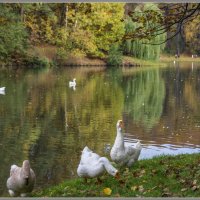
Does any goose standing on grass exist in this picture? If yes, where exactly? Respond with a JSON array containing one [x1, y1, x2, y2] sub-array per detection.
[[110, 120, 142, 167], [7, 160, 36, 197], [69, 78, 76, 87], [77, 146, 119, 183]]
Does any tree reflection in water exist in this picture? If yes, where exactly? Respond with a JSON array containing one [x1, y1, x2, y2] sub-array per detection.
[[0, 64, 200, 196]]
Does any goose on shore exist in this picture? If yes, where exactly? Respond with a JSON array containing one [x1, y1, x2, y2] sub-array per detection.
[[77, 146, 119, 182], [7, 160, 36, 197], [110, 120, 142, 167]]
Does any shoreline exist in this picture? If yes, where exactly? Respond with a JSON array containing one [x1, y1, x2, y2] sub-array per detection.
[[32, 153, 200, 197], [1, 55, 199, 69]]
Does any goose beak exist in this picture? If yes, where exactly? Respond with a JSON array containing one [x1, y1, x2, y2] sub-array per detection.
[[115, 171, 120, 179]]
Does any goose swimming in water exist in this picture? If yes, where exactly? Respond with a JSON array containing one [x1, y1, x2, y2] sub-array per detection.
[[110, 120, 142, 167], [69, 78, 76, 87], [0, 87, 5, 92], [0, 87, 5, 95], [7, 160, 36, 197], [77, 146, 119, 183]]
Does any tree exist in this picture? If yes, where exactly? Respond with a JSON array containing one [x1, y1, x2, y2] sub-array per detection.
[[0, 4, 27, 63], [125, 3, 200, 44], [123, 4, 166, 60], [63, 3, 125, 58], [107, 44, 123, 66], [184, 16, 200, 54]]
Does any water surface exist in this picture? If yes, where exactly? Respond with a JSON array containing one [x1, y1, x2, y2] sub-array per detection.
[[0, 62, 200, 196]]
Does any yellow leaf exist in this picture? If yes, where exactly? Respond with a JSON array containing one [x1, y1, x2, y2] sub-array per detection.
[[103, 188, 112, 196], [181, 188, 187, 192], [131, 186, 138, 191], [138, 185, 144, 192], [193, 180, 197, 186]]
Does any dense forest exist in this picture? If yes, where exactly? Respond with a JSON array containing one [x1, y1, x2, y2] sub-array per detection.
[[0, 3, 199, 67]]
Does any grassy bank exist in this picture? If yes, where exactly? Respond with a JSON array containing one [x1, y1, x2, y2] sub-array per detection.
[[123, 56, 164, 66], [3, 45, 199, 68], [27, 46, 165, 67], [160, 55, 200, 62], [33, 153, 200, 197]]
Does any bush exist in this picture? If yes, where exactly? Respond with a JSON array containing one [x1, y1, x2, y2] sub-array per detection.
[[107, 44, 123, 66], [24, 56, 50, 68]]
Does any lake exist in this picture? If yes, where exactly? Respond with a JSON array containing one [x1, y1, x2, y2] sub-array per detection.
[[0, 62, 200, 196]]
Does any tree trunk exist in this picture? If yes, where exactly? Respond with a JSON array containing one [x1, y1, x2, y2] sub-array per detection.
[[60, 3, 68, 28], [20, 5, 24, 22], [176, 23, 181, 57]]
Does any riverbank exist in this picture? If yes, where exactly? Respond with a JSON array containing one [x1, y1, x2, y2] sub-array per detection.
[[30, 45, 164, 67], [33, 153, 200, 197], [1, 45, 199, 68], [160, 55, 200, 62]]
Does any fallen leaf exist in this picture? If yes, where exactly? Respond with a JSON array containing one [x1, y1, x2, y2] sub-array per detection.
[[191, 186, 197, 191], [163, 188, 169, 192], [119, 179, 125, 185], [180, 179, 186, 183], [103, 188, 112, 196], [162, 192, 172, 197], [62, 193, 67, 197], [181, 188, 187, 192], [64, 187, 69, 192], [151, 186, 157, 190], [152, 169, 157, 174], [193, 180, 197, 186], [138, 185, 144, 192], [131, 186, 138, 191], [125, 168, 129, 173], [132, 171, 139, 177]]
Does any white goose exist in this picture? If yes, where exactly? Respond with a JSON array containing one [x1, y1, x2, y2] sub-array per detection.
[[69, 78, 76, 87], [110, 120, 142, 167], [0, 87, 5, 94], [7, 160, 36, 197], [77, 146, 119, 182]]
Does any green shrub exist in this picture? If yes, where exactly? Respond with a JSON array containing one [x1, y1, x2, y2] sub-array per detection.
[[107, 44, 123, 66], [24, 56, 50, 68]]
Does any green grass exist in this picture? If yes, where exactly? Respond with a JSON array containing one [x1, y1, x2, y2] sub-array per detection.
[[123, 56, 164, 66], [33, 153, 200, 197], [160, 55, 200, 62]]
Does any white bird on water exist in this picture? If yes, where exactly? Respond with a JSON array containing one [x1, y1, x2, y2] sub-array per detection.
[[0, 87, 5, 92], [0, 87, 5, 95], [69, 78, 76, 87]]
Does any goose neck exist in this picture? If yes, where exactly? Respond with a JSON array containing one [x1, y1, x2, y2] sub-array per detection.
[[99, 157, 117, 176]]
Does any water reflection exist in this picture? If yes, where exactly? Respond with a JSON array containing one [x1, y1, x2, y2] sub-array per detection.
[[0, 63, 200, 196], [123, 68, 165, 131]]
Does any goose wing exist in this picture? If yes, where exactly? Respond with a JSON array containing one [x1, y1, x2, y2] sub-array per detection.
[[125, 145, 137, 156]]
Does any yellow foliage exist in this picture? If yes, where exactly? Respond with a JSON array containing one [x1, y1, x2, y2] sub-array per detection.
[[103, 187, 112, 195], [184, 17, 200, 42], [131, 186, 138, 191]]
